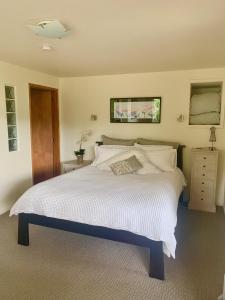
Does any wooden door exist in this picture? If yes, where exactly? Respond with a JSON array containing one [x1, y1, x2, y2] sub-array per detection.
[[30, 85, 60, 184]]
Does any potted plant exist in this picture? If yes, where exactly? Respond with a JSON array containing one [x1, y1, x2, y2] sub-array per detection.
[[74, 130, 92, 163]]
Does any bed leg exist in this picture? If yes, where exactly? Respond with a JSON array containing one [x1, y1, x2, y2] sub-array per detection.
[[18, 213, 29, 246], [149, 241, 164, 280]]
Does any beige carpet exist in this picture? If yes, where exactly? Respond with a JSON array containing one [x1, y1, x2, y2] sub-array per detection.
[[0, 206, 224, 300]]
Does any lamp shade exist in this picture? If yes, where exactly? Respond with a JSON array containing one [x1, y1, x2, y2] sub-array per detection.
[[209, 126, 216, 142]]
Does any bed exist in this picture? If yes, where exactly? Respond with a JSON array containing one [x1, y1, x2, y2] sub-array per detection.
[[10, 141, 185, 280]]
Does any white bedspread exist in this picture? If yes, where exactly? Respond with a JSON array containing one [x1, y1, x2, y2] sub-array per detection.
[[10, 166, 186, 258]]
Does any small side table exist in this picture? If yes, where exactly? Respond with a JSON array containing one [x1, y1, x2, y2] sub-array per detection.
[[61, 159, 92, 174]]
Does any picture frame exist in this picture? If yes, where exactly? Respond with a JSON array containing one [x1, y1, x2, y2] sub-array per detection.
[[110, 97, 161, 123]]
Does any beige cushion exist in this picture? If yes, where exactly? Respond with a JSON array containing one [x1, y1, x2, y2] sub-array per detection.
[[102, 135, 136, 146], [110, 155, 142, 175], [137, 138, 179, 149]]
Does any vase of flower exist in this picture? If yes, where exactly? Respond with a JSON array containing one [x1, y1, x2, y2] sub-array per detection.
[[74, 130, 92, 164]]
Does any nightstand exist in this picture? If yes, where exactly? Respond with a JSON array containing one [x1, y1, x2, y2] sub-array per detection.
[[189, 148, 219, 213], [61, 160, 92, 174]]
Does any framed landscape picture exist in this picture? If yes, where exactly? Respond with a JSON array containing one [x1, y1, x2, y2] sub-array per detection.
[[110, 97, 161, 123]]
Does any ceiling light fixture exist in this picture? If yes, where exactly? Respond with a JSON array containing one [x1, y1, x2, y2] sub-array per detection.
[[28, 20, 69, 39]]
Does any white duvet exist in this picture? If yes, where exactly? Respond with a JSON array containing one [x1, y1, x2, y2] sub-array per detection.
[[10, 166, 186, 258]]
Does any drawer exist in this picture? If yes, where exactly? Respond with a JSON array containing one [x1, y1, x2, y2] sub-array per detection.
[[190, 195, 214, 205], [193, 154, 217, 165], [199, 170, 216, 180], [200, 164, 216, 173], [193, 161, 216, 171], [191, 168, 216, 180]]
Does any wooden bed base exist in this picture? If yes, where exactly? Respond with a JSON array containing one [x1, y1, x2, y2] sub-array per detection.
[[18, 213, 164, 280]]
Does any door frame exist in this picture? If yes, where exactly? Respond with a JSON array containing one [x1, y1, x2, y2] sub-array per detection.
[[29, 83, 60, 183]]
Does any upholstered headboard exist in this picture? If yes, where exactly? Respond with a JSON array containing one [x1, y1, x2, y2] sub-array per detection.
[[96, 141, 185, 170]]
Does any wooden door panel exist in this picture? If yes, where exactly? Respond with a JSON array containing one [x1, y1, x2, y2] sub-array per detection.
[[30, 89, 54, 184]]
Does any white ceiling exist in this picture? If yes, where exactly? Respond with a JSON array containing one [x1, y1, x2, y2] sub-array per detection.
[[1, 0, 225, 77]]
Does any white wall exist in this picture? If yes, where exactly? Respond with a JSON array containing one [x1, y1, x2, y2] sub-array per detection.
[[0, 61, 58, 214], [60, 68, 225, 206]]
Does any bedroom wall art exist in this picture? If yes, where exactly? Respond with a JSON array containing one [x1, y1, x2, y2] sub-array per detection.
[[110, 97, 161, 123]]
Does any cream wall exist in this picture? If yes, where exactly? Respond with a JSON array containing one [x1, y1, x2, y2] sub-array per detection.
[[0, 61, 58, 214], [60, 68, 225, 206]]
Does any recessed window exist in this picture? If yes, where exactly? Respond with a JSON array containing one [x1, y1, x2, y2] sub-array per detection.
[[5, 85, 18, 151], [189, 82, 223, 125]]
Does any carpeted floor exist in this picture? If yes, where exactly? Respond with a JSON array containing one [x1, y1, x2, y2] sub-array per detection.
[[0, 206, 224, 300]]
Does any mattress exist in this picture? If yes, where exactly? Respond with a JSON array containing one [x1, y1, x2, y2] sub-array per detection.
[[10, 166, 186, 257]]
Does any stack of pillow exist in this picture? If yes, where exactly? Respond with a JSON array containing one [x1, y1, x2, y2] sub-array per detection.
[[91, 135, 178, 176]]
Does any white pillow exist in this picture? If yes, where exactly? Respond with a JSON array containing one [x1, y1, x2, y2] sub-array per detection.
[[97, 149, 162, 175], [92, 146, 127, 166], [144, 149, 177, 172], [134, 143, 172, 150]]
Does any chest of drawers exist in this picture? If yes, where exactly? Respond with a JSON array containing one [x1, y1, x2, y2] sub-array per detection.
[[188, 148, 218, 213]]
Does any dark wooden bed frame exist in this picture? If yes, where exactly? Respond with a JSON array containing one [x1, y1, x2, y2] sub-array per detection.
[[18, 143, 185, 280]]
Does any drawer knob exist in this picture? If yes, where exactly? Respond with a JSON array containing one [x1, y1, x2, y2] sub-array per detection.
[[203, 165, 206, 167], [201, 198, 204, 201], [201, 190, 204, 192], [203, 157, 207, 159], [202, 182, 204, 184], [202, 174, 205, 176]]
